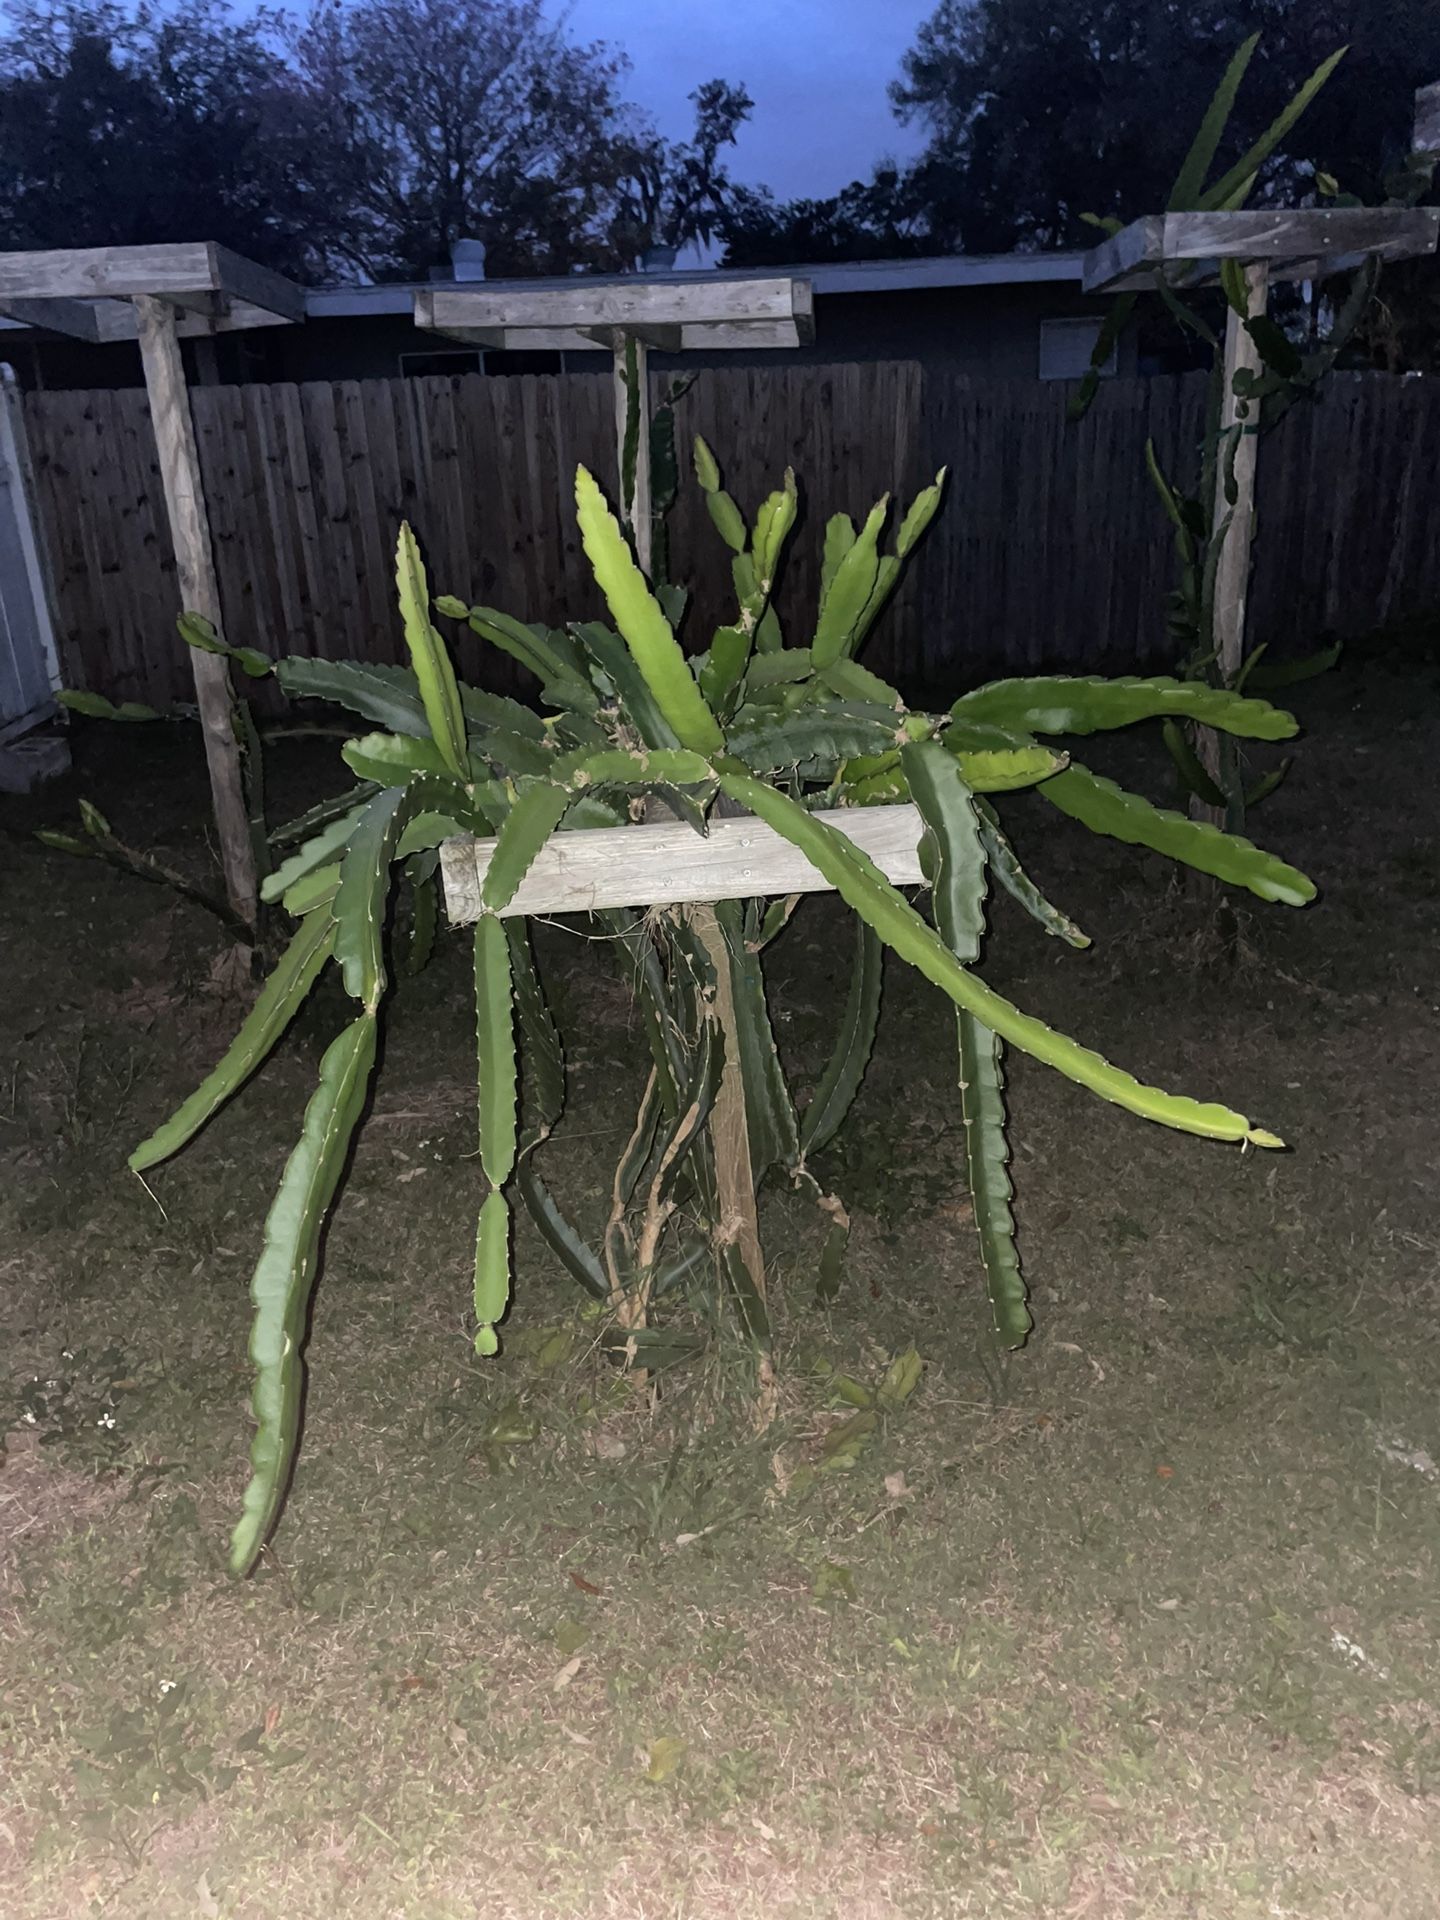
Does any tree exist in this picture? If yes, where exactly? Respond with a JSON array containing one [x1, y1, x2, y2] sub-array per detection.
[[891, 0, 1440, 251], [607, 79, 753, 265], [0, 1, 325, 277], [719, 167, 931, 268], [292, 0, 644, 280]]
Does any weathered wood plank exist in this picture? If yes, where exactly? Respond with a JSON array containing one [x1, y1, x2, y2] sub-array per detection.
[[133, 293, 257, 928], [0, 295, 103, 341], [1083, 209, 1440, 292], [0, 242, 302, 325], [417, 276, 810, 338], [439, 803, 927, 925]]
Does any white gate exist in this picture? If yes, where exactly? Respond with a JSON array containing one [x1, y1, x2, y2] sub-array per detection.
[[0, 364, 60, 744]]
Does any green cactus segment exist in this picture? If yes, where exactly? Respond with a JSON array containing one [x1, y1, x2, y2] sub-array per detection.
[[722, 1239, 770, 1345], [819, 659, 904, 709], [275, 656, 431, 735], [699, 625, 752, 715], [474, 916, 518, 1188], [812, 497, 888, 667], [1043, 766, 1316, 906], [752, 471, 798, 586], [459, 686, 545, 742], [283, 862, 342, 918], [271, 785, 382, 849], [820, 514, 856, 603], [395, 525, 469, 780], [1161, 718, 1228, 808], [261, 805, 368, 905], [975, 800, 1090, 948], [693, 434, 722, 493], [958, 1014, 1029, 1347], [549, 746, 716, 791], [129, 910, 336, 1174], [729, 709, 898, 774], [334, 788, 408, 1010], [715, 768, 1280, 1146], [895, 470, 948, 557], [799, 918, 883, 1159], [576, 620, 682, 749], [905, 741, 1028, 1348], [575, 466, 725, 755], [515, 1159, 606, 1299], [472, 1190, 512, 1356], [465, 607, 593, 704], [705, 483, 748, 553], [401, 857, 438, 977], [903, 741, 987, 960], [745, 649, 814, 689], [953, 675, 1298, 741], [693, 435, 747, 551], [481, 782, 574, 913], [339, 731, 459, 790], [58, 689, 163, 722], [395, 811, 467, 859], [507, 923, 565, 1134], [713, 902, 800, 1178], [230, 1012, 377, 1576], [952, 745, 1067, 793]]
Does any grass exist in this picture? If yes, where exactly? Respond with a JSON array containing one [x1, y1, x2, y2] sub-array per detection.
[[2, 659, 1439, 1916]]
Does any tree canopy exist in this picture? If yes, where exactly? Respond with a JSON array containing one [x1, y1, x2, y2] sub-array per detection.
[[0, 0, 756, 282], [719, 0, 1440, 266], [0, 1, 324, 278], [888, 0, 1440, 252]]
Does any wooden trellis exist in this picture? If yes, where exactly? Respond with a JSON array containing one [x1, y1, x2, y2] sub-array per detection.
[[415, 275, 813, 574], [420, 272, 826, 1345], [1081, 208, 1440, 724], [0, 243, 305, 932]]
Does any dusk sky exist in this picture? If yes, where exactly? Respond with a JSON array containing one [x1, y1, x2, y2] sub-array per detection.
[[564, 0, 935, 201]]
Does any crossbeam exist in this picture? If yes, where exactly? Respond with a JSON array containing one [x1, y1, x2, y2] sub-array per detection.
[[440, 804, 924, 925], [1082, 208, 1440, 293], [0, 242, 304, 338], [414, 277, 815, 353]]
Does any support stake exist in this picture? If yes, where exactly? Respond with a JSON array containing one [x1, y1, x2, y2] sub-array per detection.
[[133, 293, 258, 935], [1200, 260, 1268, 829]]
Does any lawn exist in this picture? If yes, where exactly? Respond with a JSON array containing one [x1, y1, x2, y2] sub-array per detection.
[[2, 652, 1438, 1918]]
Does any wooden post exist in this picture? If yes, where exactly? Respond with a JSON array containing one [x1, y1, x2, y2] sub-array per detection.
[[1210, 262, 1268, 688], [1200, 261, 1268, 823], [1415, 81, 1440, 155], [612, 332, 653, 575], [133, 293, 258, 934], [608, 342, 768, 1389]]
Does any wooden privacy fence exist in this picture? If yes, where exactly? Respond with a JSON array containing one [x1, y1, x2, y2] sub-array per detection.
[[21, 363, 1440, 708]]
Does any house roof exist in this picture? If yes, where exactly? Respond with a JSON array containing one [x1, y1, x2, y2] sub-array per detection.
[[305, 251, 1086, 319]]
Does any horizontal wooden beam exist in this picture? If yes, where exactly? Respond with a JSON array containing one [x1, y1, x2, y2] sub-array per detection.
[[208, 245, 306, 325], [579, 322, 685, 352], [416, 276, 813, 348], [0, 241, 218, 300], [416, 316, 810, 355], [0, 295, 102, 341], [0, 242, 303, 326], [1082, 208, 1440, 292], [440, 803, 925, 924]]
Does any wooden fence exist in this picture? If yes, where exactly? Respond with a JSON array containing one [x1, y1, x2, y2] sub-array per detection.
[[21, 362, 1440, 708]]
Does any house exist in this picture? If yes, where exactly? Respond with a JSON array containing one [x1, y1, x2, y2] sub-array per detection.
[[0, 252, 1136, 391]]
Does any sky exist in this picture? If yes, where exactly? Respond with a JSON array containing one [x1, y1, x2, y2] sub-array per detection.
[[562, 0, 935, 202]]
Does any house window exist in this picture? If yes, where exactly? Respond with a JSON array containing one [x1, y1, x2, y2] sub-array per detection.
[[1038, 317, 1116, 382]]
